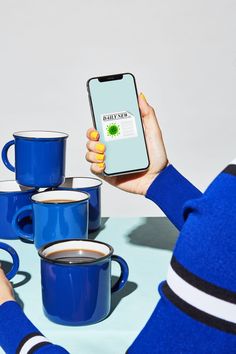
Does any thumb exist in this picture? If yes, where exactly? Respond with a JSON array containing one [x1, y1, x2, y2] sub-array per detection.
[[138, 93, 161, 133], [138, 92, 153, 117]]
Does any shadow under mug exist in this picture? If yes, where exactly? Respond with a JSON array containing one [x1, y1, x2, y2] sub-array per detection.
[[1, 130, 68, 188], [38, 239, 129, 326], [0, 181, 35, 240], [12, 190, 90, 249], [0, 242, 19, 280], [58, 177, 102, 232]]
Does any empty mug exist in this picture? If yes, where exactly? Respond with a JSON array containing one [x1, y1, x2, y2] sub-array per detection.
[[12, 190, 89, 249], [0, 242, 19, 280], [58, 177, 102, 232], [0, 180, 35, 239], [2, 130, 68, 188], [38, 239, 129, 325]]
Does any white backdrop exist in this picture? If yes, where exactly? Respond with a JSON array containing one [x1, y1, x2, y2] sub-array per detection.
[[0, 0, 235, 216]]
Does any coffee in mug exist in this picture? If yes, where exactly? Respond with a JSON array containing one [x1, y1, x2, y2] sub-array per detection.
[[47, 249, 106, 263], [42, 199, 74, 204]]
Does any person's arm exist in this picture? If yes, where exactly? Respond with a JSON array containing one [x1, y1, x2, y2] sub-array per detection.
[[0, 270, 69, 354], [127, 162, 236, 354], [145, 164, 202, 230]]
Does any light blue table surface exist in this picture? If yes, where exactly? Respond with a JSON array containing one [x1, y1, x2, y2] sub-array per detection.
[[0, 217, 178, 354]]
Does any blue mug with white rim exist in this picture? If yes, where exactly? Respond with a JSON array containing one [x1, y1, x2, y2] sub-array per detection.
[[12, 190, 89, 249], [0, 180, 35, 239], [0, 242, 19, 280], [1, 130, 68, 188], [58, 177, 102, 232], [38, 239, 129, 326]]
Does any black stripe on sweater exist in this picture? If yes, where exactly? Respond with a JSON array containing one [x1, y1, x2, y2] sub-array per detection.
[[28, 341, 51, 354], [171, 256, 236, 304], [162, 282, 236, 335], [223, 164, 236, 176]]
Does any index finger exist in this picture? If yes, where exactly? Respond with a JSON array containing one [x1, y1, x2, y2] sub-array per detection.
[[138, 93, 155, 118], [86, 128, 100, 141]]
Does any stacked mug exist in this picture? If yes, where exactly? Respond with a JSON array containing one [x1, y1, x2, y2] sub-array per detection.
[[0, 130, 128, 326]]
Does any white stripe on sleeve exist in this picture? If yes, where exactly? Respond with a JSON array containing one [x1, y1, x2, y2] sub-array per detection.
[[167, 265, 236, 324], [19, 335, 50, 354]]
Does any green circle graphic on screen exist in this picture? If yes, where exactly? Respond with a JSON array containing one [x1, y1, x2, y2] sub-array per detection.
[[106, 123, 120, 138]]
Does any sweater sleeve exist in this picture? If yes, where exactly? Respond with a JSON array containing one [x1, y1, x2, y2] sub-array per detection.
[[0, 301, 69, 354], [145, 165, 202, 230]]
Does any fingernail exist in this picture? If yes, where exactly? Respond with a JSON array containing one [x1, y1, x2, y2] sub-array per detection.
[[96, 143, 105, 153], [140, 92, 147, 101], [96, 153, 104, 161], [90, 131, 99, 140], [97, 162, 105, 169]]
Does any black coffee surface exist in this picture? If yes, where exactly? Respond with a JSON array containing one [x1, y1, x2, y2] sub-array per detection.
[[43, 199, 74, 204], [47, 249, 106, 264]]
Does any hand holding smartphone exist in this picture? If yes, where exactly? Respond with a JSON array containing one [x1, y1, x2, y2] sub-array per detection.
[[87, 73, 150, 176]]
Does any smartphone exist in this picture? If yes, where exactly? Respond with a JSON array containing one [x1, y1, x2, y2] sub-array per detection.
[[87, 73, 150, 176]]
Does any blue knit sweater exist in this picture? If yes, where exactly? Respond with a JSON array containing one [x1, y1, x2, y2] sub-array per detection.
[[1, 164, 236, 353], [128, 164, 236, 353]]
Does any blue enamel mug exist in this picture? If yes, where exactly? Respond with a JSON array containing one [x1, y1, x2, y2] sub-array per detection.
[[58, 177, 102, 232], [38, 239, 129, 326], [0, 180, 35, 239], [2, 131, 68, 188], [12, 190, 89, 249], [0, 242, 19, 280]]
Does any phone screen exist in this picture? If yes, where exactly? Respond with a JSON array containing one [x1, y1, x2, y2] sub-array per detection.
[[87, 73, 149, 175]]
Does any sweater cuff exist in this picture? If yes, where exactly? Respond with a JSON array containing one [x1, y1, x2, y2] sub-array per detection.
[[0, 301, 68, 354], [145, 165, 202, 230]]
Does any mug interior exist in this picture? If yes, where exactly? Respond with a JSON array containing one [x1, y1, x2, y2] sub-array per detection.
[[14, 130, 68, 139], [61, 177, 102, 189], [40, 240, 112, 262], [32, 190, 89, 203], [0, 181, 34, 193]]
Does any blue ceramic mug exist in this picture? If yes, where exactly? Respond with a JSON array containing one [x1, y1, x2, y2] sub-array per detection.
[[12, 190, 89, 249], [0, 180, 35, 240], [38, 239, 129, 326], [58, 177, 102, 232], [2, 130, 68, 188], [0, 242, 19, 280]]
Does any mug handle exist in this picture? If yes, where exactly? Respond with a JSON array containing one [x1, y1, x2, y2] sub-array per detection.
[[12, 205, 34, 242], [111, 255, 129, 293], [0, 242, 20, 280], [1, 140, 15, 172]]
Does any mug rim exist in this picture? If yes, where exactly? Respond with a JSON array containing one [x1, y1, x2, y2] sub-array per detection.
[[0, 180, 35, 194], [60, 176, 103, 189], [13, 130, 69, 140], [31, 190, 90, 204], [38, 239, 114, 265]]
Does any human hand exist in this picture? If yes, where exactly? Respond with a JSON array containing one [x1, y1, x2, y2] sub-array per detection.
[[0, 266, 15, 305], [85, 93, 168, 195]]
